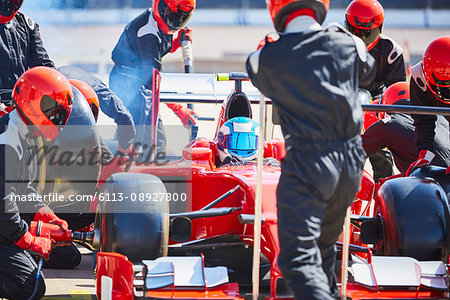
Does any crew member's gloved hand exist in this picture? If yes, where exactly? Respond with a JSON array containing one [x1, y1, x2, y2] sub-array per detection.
[[166, 103, 198, 126], [0, 102, 13, 117], [29, 221, 71, 243], [117, 123, 136, 154], [171, 27, 193, 53], [446, 166, 450, 174], [406, 150, 435, 176], [14, 231, 54, 260], [34, 206, 68, 231]]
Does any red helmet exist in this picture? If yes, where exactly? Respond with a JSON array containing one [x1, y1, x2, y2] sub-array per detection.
[[345, 0, 384, 50], [422, 36, 450, 103], [378, 81, 409, 119], [0, 0, 22, 24], [267, 0, 330, 32], [363, 82, 410, 131], [69, 79, 99, 122], [152, 0, 196, 34], [13, 67, 73, 141]]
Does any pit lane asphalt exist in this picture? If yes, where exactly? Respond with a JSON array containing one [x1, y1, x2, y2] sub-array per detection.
[[42, 246, 95, 299]]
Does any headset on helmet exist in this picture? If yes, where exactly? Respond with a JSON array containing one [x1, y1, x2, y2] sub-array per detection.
[[217, 117, 259, 161], [422, 36, 450, 103], [266, 0, 330, 32], [12, 67, 73, 141], [345, 0, 384, 50], [152, 0, 196, 35], [363, 82, 410, 131], [69, 79, 99, 122], [0, 0, 23, 24]]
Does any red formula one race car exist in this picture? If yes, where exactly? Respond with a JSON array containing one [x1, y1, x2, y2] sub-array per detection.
[[38, 72, 450, 299], [92, 72, 285, 299]]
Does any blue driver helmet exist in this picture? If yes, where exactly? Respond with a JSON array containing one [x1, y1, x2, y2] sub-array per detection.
[[218, 117, 259, 161]]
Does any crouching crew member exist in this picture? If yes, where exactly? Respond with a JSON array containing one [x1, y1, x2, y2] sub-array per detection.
[[406, 36, 450, 175], [362, 82, 450, 176], [0, 67, 72, 299], [246, 0, 376, 298]]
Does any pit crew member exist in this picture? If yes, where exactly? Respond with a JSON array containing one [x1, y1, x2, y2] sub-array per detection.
[[0, 0, 54, 105], [0, 67, 72, 299], [362, 82, 450, 176], [345, 0, 407, 181], [246, 0, 376, 298], [109, 0, 198, 150], [345, 0, 406, 99], [406, 36, 450, 176]]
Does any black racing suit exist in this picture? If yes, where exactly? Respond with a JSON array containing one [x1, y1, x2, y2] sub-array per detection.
[[363, 34, 406, 181], [109, 9, 170, 152], [410, 62, 450, 157], [246, 17, 375, 299], [362, 99, 450, 175], [0, 112, 46, 299], [0, 12, 54, 104]]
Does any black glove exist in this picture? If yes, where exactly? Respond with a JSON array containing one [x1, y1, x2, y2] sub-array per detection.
[[117, 124, 136, 151]]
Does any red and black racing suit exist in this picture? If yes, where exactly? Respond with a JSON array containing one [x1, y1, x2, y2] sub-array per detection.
[[410, 62, 450, 158], [362, 99, 450, 175], [363, 34, 407, 182], [109, 9, 171, 152], [246, 17, 375, 300], [364, 34, 406, 99], [0, 12, 54, 104]]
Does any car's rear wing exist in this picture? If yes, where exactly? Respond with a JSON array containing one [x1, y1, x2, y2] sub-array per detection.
[[159, 72, 267, 104]]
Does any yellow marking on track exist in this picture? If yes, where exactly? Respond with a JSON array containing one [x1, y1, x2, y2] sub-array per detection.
[[70, 290, 93, 299], [42, 289, 94, 299]]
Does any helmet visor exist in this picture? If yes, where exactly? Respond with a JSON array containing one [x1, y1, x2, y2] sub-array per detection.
[[345, 19, 381, 47], [0, 0, 23, 17], [224, 133, 257, 151], [158, 0, 193, 32], [429, 82, 450, 102], [41, 95, 71, 126], [90, 102, 99, 121]]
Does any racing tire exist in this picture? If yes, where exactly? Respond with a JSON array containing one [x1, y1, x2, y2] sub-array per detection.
[[411, 165, 450, 196], [95, 172, 169, 263], [375, 176, 449, 262]]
